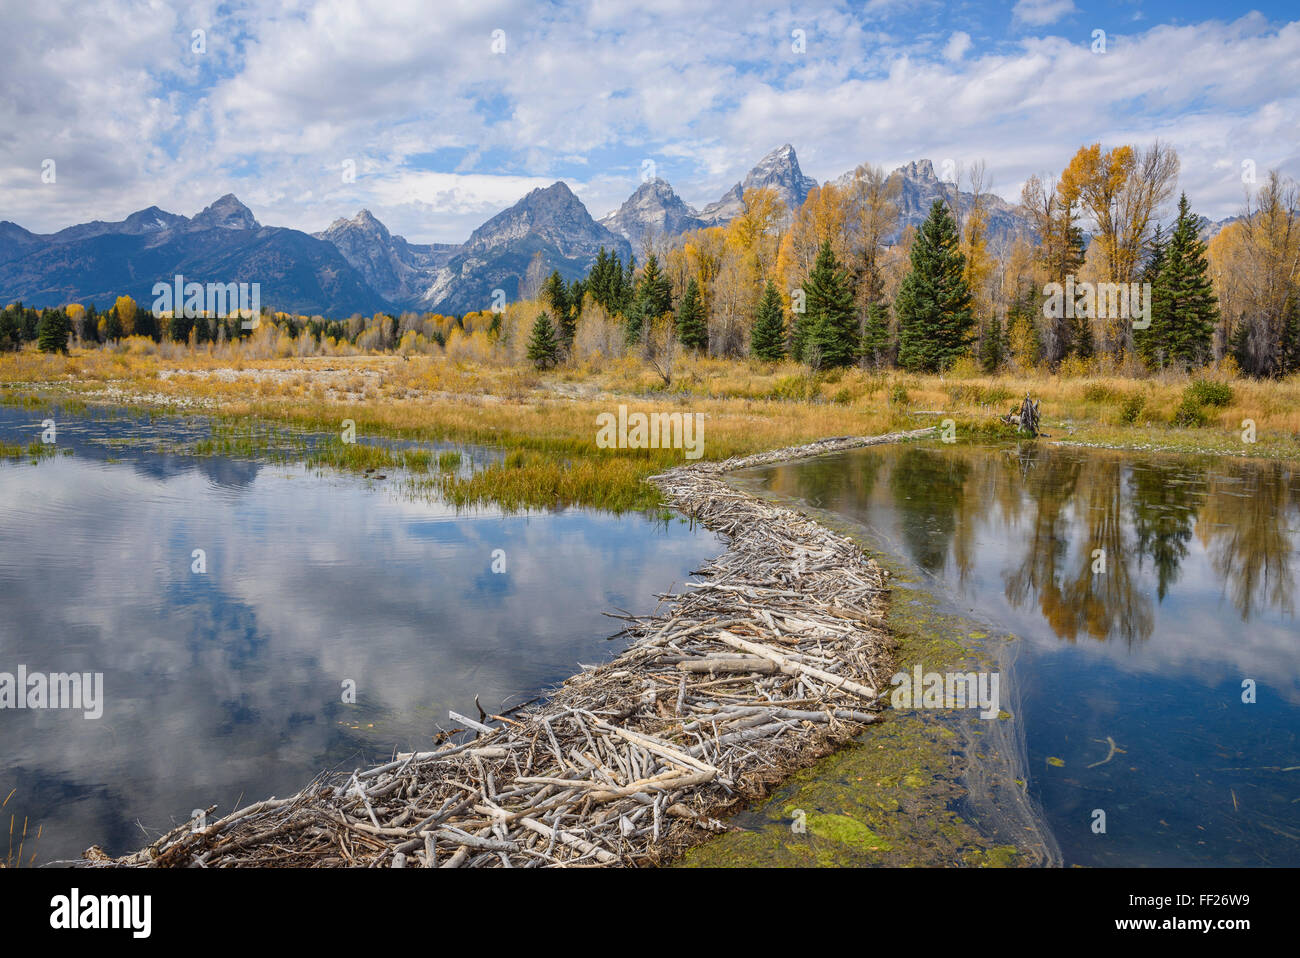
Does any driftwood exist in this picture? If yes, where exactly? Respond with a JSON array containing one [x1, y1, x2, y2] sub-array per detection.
[[1001, 392, 1043, 437], [93, 427, 935, 868]]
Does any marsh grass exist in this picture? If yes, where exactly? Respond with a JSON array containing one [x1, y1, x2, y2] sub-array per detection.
[[1, 788, 41, 868], [3, 347, 1299, 509], [0, 439, 60, 462]]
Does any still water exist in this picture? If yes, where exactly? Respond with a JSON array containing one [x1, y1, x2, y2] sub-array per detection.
[[0, 404, 721, 864], [736, 441, 1300, 866]]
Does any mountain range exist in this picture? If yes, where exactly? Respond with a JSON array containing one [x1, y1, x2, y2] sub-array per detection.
[[0, 195, 390, 316], [1, 146, 1043, 318]]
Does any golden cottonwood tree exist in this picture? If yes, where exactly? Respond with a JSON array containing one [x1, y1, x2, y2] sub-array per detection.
[[1209, 171, 1300, 375], [774, 183, 850, 310], [114, 295, 137, 336], [843, 163, 900, 307], [1063, 141, 1179, 284]]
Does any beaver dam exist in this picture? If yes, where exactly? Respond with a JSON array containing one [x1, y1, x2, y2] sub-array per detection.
[[88, 428, 937, 868]]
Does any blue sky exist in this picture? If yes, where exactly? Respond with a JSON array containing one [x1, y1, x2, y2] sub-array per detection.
[[2, 0, 1297, 243]]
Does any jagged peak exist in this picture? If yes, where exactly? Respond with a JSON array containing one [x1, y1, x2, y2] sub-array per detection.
[[898, 159, 938, 181], [192, 193, 260, 229], [526, 181, 579, 201]]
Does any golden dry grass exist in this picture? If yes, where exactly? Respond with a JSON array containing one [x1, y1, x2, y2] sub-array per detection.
[[3, 346, 1298, 509]]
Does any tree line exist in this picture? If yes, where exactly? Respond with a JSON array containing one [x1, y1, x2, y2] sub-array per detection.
[[525, 143, 1298, 378], [9, 141, 1298, 380]]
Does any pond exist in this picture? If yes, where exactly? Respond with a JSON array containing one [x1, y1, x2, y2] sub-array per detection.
[[729, 440, 1299, 866], [0, 403, 722, 864]]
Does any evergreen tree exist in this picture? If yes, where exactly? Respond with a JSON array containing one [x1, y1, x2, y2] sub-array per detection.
[[626, 254, 671, 344], [979, 315, 1006, 374], [858, 300, 892, 369], [1134, 225, 1167, 367], [169, 310, 194, 344], [587, 248, 631, 316], [81, 304, 100, 344], [20, 305, 39, 342], [804, 241, 858, 368], [896, 200, 975, 372], [1070, 309, 1094, 361], [623, 256, 638, 313], [0, 307, 20, 351], [568, 278, 586, 324], [1152, 193, 1219, 368], [589, 248, 613, 310], [751, 281, 786, 362], [100, 307, 123, 342], [1229, 320, 1251, 371], [36, 308, 70, 353], [789, 297, 809, 363], [676, 277, 708, 351], [133, 306, 159, 341], [526, 312, 561, 369], [1278, 292, 1300, 376], [541, 270, 572, 341], [639, 255, 669, 313]]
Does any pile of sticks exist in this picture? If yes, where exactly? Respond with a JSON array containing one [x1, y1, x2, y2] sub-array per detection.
[[94, 429, 933, 868]]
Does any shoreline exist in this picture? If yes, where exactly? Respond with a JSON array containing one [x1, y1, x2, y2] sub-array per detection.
[[86, 426, 935, 868]]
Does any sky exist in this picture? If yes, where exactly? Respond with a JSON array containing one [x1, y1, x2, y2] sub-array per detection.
[[2, 0, 1298, 244]]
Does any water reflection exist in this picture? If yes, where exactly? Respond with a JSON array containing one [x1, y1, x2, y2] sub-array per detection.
[[0, 405, 721, 863], [770, 443, 1297, 637], [739, 441, 1300, 866]]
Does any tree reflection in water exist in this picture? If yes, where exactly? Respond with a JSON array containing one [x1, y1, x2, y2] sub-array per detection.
[[769, 442, 1297, 642]]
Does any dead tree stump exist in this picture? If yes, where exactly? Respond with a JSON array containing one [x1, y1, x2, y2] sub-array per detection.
[[1001, 392, 1041, 437]]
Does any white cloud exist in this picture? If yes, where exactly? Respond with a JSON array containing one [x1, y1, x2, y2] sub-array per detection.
[[943, 31, 973, 62], [1012, 0, 1078, 27], [1, 2, 1297, 240]]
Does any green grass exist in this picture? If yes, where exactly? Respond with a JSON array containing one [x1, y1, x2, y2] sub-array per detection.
[[1185, 378, 1235, 408], [0, 440, 60, 461]]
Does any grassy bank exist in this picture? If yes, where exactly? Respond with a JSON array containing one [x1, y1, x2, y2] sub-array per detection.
[[2, 347, 1298, 510]]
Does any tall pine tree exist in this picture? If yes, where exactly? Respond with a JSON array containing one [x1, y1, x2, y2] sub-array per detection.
[[1134, 224, 1167, 367], [896, 200, 975, 372], [526, 312, 561, 369], [541, 270, 573, 341], [858, 301, 892, 369], [751, 281, 786, 362], [676, 277, 708, 351], [979, 315, 1006, 374], [1279, 293, 1300, 376], [803, 241, 858, 368], [588, 248, 632, 316], [36, 308, 70, 353], [626, 254, 671, 344], [1152, 193, 1219, 368]]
